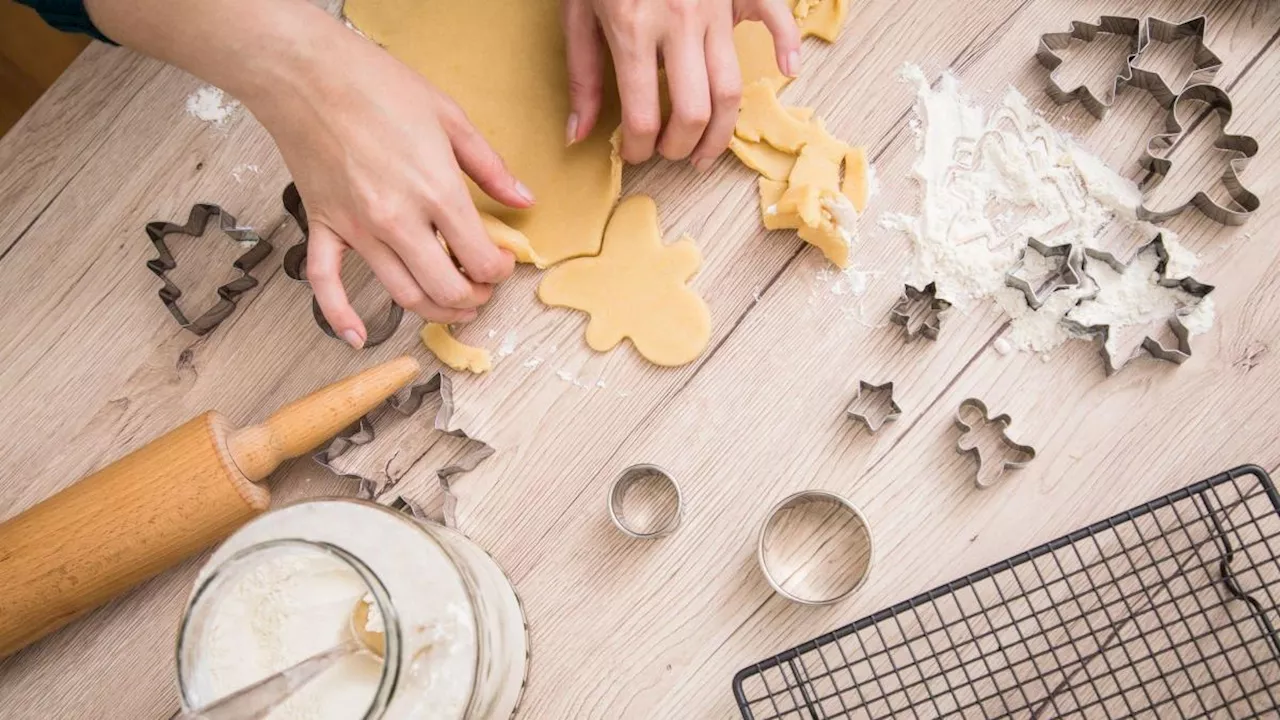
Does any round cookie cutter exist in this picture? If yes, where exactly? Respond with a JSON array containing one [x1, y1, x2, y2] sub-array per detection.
[[757, 490, 874, 605], [608, 464, 683, 539]]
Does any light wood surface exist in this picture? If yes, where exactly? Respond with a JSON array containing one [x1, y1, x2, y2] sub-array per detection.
[[0, 1, 1278, 718]]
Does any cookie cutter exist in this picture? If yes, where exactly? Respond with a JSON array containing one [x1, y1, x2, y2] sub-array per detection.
[[1006, 238, 1086, 310], [1064, 236, 1214, 374], [890, 282, 951, 341], [1138, 84, 1259, 226], [281, 183, 406, 347], [1036, 16, 1141, 119], [313, 372, 494, 522], [145, 204, 272, 336], [757, 490, 873, 605], [608, 464, 683, 539], [1129, 16, 1222, 108], [954, 398, 1036, 489], [845, 381, 901, 433]]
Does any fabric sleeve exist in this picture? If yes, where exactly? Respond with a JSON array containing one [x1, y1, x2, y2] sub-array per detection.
[[16, 0, 115, 44]]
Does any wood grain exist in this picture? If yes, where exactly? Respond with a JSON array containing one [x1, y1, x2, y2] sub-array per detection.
[[0, 1, 1278, 718]]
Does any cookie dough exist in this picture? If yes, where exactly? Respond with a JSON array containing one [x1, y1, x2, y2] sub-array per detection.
[[732, 0, 851, 89], [420, 323, 493, 374], [729, 107, 814, 180], [736, 80, 813, 152], [792, 0, 850, 42], [537, 196, 710, 367], [344, 0, 622, 265], [481, 214, 547, 268]]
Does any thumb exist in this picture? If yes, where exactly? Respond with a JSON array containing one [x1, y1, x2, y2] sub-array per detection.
[[306, 222, 366, 349], [743, 0, 802, 77], [562, 0, 604, 145]]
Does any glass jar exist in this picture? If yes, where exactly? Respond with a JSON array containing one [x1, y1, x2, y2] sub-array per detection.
[[176, 499, 527, 719]]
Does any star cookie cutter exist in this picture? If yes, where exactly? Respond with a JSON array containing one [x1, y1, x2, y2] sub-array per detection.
[[1129, 16, 1222, 108], [845, 380, 902, 433], [1006, 238, 1086, 310], [954, 398, 1036, 489], [313, 372, 494, 514], [145, 204, 272, 336], [1036, 16, 1141, 119], [1063, 236, 1214, 375], [281, 183, 406, 347], [1138, 84, 1259, 226], [890, 282, 951, 341]]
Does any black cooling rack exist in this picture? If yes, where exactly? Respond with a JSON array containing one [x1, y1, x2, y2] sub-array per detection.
[[734, 465, 1280, 719]]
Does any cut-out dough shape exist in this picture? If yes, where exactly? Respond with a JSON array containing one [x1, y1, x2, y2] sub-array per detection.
[[537, 195, 710, 367], [420, 323, 493, 374], [344, 0, 621, 264]]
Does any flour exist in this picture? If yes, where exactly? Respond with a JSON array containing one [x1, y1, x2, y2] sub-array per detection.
[[522, 356, 543, 369], [185, 86, 240, 126], [496, 330, 518, 359], [231, 163, 259, 183], [884, 64, 1213, 355]]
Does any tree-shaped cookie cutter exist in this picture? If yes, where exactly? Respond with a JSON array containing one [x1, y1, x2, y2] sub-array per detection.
[[890, 282, 951, 341], [1063, 236, 1214, 375], [845, 380, 902, 433], [1036, 16, 1141, 119], [954, 398, 1035, 489], [1129, 16, 1222, 108], [1005, 238, 1087, 310], [312, 372, 494, 509], [145, 204, 272, 336], [281, 183, 406, 347], [1138, 84, 1260, 226]]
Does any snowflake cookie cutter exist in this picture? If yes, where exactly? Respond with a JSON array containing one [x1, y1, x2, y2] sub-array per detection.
[[954, 398, 1036, 489], [313, 372, 494, 513], [1138, 84, 1260, 226], [145, 203, 273, 336], [890, 282, 951, 341], [281, 183, 406, 347], [845, 380, 902, 433], [1129, 16, 1222, 108], [1005, 238, 1086, 310], [1036, 16, 1142, 119], [1063, 236, 1214, 375]]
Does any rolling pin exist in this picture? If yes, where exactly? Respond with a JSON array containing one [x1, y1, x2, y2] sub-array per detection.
[[0, 355, 421, 658]]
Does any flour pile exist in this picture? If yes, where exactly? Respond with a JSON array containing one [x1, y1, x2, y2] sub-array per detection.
[[881, 65, 1214, 357], [185, 85, 240, 126]]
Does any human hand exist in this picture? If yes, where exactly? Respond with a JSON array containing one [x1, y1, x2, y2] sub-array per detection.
[[562, 0, 801, 170]]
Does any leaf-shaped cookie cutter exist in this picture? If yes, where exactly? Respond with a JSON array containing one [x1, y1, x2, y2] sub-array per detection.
[[954, 398, 1036, 489], [281, 183, 406, 347], [145, 204, 273, 336]]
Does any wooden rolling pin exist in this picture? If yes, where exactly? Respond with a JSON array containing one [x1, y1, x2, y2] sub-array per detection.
[[0, 356, 421, 658]]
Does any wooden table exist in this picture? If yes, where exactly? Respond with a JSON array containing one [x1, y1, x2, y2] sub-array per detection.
[[2, 1, 1278, 717]]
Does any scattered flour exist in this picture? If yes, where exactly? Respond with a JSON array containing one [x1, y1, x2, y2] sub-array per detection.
[[555, 370, 573, 382], [231, 163, 260, 183], [522, 356, 543, 369], [487, 329, 498, 339], [497, 330, 518, 358], [185, 85, 240, 126]]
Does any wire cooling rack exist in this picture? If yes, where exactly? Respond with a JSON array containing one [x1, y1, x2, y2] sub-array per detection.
[[734, 465, 1280, 719]]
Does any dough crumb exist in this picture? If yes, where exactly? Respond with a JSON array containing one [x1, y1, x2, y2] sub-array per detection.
[[994, 337, 1013, 355], [522, 357, 543, 369], [420, 323, 492, 374]]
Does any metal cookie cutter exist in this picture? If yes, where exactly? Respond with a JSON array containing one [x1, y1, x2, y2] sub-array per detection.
[[1129, 16, 1222, 108], [145, 204, 273, 336], [1036, 16, 1141, 119], [954, 398, 1036, 489], [608, 464, 683, 539], [890, 282, 951, 341], [845, 381, 901, 433], [1138, 84, 1259, 226], [758, 490, 873, 605], [1005, 238, 1085, 310], [281, 183, 406, 347]]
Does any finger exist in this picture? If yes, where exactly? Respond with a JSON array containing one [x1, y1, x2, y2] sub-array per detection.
[[691, 24, 743, 167], [427, 177, 516, 287], [610, 37, 662, 163], [306, 222, 366, 349], [750, 0, 802, 77], [658, 29, 712, 162], [437, 100, 535, 209], [358, 237, 480, 324], [385, 209, 499, 308], [562, 0, 605, 145]]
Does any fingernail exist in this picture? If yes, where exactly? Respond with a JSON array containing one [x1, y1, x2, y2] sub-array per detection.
[[785, 50, 801, 77], [515, 180, 536, 204], [693, 156, 714, 173], [341, 329, 364, 349], [565, 113, 580, 146]]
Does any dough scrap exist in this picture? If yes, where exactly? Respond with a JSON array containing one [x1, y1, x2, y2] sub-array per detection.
[[759, 178, 803, 230], [842, 146, 870, 213], [792, 0, 850, 42], [344, 0, 621, 265], [420, 323, 493, 374], [729, 107, 815, 180], [732, 0, 850, 90], [736, 80, 814, 153], [480, 214, 547, 268], [537, 195, 710, 367]]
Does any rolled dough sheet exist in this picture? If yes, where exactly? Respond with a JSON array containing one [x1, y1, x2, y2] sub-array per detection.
[[344, 0, 622, 265], [537, 195, 710, 367], [420, 322, 493, 374]]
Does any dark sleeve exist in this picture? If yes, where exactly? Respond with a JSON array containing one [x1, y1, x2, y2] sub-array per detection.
[[16, 0, 115, 44]]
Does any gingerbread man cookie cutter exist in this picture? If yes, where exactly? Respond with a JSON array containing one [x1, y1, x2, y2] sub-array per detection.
[[954, 398, 1036, 489]]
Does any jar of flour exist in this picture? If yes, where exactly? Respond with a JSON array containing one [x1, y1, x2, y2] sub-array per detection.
[[175, 499, 527, 719]]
